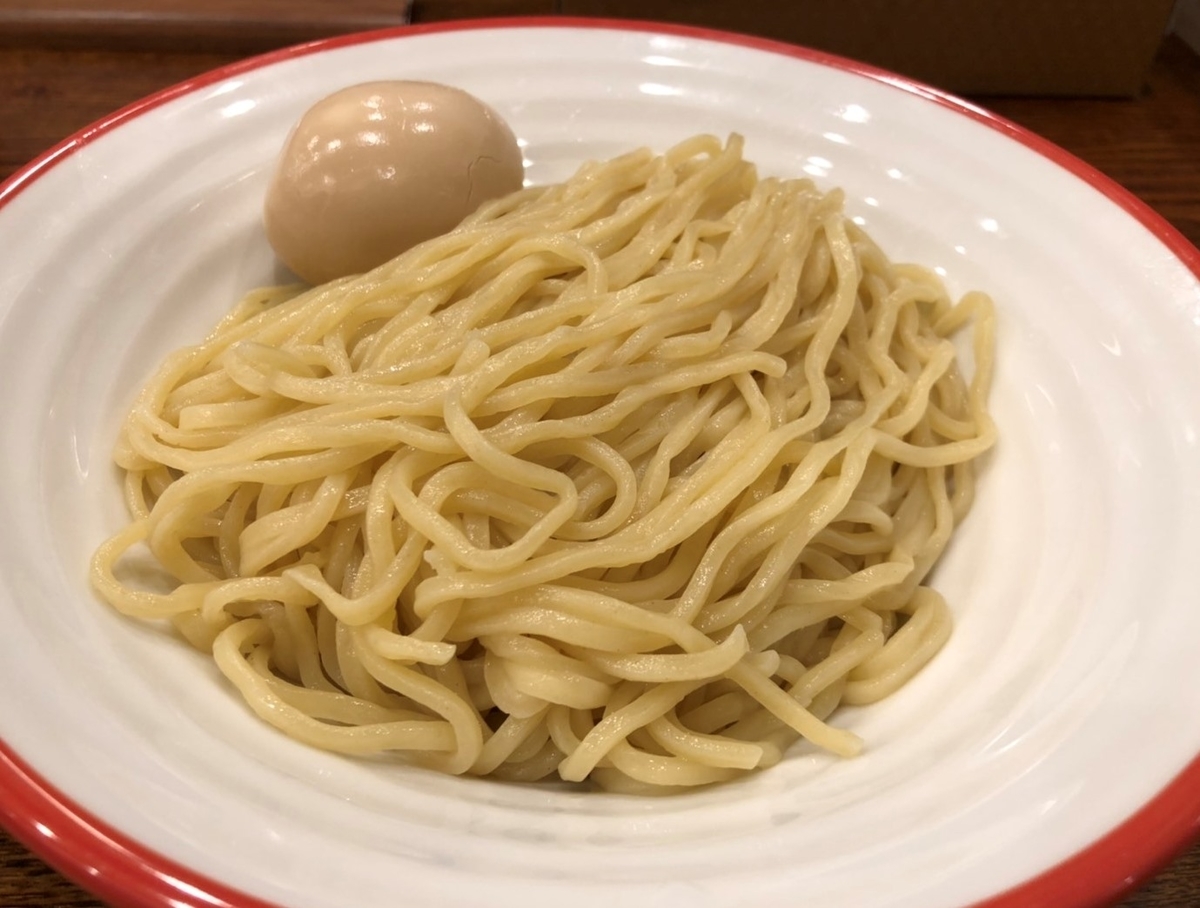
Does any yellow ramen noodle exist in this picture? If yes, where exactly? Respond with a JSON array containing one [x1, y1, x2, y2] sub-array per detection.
[[91, 134, 996, 791]]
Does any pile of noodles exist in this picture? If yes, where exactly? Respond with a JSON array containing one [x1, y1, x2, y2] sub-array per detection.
[[91, 134, 996, 792]]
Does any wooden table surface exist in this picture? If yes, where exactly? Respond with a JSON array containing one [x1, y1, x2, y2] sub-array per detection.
[[1, 4, 1199, 906]]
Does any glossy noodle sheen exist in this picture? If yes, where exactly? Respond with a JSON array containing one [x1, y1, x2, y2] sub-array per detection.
[[90, 134, 996, 792]]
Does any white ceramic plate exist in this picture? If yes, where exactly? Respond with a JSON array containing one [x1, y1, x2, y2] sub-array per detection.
[[1, 18, 1199, 908]]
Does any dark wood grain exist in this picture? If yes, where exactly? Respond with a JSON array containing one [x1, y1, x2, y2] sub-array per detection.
[[0, 46, 246, 181], [0, 0, 559, 53], [410, 0, 556, 20], [0, 0, 411, 53], [0, 11, 1199, 908]]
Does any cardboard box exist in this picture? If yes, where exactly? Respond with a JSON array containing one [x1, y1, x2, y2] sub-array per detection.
[[557, 0, 1177, 96], [0, 0, 1177, 97]]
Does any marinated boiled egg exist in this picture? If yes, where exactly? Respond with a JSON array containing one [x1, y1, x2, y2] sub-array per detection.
[[264, 80, 524, 285]]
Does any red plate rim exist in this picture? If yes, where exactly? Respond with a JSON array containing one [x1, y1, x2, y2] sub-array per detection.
[[1, 15, 1199, 908]]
